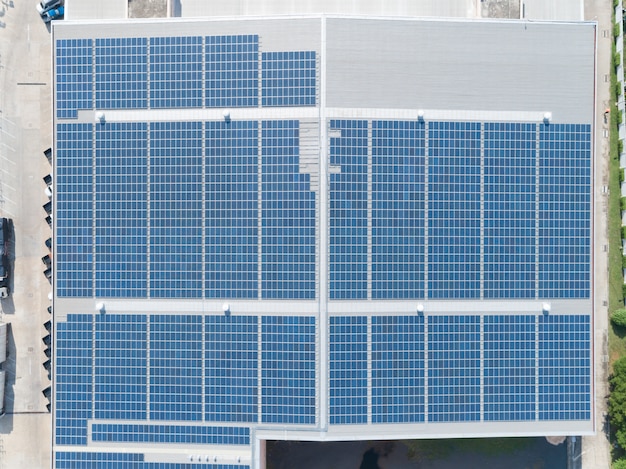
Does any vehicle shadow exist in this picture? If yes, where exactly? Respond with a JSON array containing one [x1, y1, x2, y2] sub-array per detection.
[[0, 322, 16, 433]]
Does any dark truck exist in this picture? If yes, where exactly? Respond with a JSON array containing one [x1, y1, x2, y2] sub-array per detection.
[[0, 218, 11, 298]]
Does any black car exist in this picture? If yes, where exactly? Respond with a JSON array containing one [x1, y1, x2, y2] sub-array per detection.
[[0, 218, 11, 255]]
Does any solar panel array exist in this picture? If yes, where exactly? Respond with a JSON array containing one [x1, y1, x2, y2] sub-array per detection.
[[205, 121, 259, 299], [371, 316, 425, 423], [262, 51, 317, 106], [484, 123, 537, 298], [428, 315, 481, 422], [484, 315, 536, 421], [205, 316, 258, 423], [54, 28, 592, 469], [57, 35, 317, 118], [56, 124, 93, 298], [95, 38, 148, 109], [95, 123, 148, 298], [55, 31, 590, 302], [150, 122, 204, 298], [329, 119, 369, 299], [372, 121, 425, 299], [538, 315, 591, 420], [325, 120, 590, 300], [56, 39, 92, 119], [261, 120, 316, 298], [94, 314, 147, 420], [55, 312, 590, 448], [329, 316, 368, 424], [150, 315, 203, 421], [56, 452, 249, 469], [261, 316, 316, 424], [55, 314, 92, 445], [150, 36, 203, 109], [539, 124, 591, 298], [428, 122, 481, 299], [91, 424, 250, 445]]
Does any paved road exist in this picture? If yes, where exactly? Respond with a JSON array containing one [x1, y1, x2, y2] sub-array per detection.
[[581, 0, 613, 468], [0, 1, 55, 468]]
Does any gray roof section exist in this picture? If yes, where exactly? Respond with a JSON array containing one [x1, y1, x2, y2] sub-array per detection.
[[54, 16, 595, 124], [326, 18, 596, 123]]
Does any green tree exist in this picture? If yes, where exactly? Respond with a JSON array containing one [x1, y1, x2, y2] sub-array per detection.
[[614, 457, 626, 469], [613, 309, 626, 328], [609, 358, 626, 449]]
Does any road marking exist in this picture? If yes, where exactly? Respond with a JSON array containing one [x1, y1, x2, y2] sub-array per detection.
[[0, 142, 14, 152]]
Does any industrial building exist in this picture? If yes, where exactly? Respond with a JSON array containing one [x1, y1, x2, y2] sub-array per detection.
[[51, 4, 595, 468]]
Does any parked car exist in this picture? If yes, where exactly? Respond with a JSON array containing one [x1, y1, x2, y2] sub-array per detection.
[[0, 218, 11, 256], [0, 278, 10, 299], [36, 0, 61, 14], [42, 6, 64, 23], [0, 258, 10, 282]]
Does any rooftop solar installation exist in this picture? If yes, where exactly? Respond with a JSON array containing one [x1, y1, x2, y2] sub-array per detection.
[[52, 16, 594, 469]]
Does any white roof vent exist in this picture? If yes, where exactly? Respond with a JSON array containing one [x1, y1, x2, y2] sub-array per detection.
[[95, 112, 105, 124], [223, 110, 231, 121], [543, 112, 552, 124], [417, 109, 425, 121]]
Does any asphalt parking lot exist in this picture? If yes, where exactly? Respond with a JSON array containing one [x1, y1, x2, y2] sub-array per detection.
[[0, 1, 56, 468]]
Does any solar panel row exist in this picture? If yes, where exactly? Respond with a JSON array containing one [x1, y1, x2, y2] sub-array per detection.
[[328, 314, 590, 423], [56, 452, 248, 469], [91, 423, 250, 445], [328, 120, 590, 300], [55, 313, 590, 445], [56, 36, 317, 117], [57, 120, 590, 300]]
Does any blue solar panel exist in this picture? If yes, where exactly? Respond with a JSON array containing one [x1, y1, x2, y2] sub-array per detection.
[[205, 121, 258, 298], [55, 314, 92, 445], [91, 423, 250, 445], [56, 39, 93, 119], [150, 315, 203, 420], [56, 452, 248, 469], [428, 122, 481, 299], [56, 124, 93, 298], [329, 316, 367, 424], [261, 316, 316, 424], [372, 315, 425, 423], [538, 315, 591, 420], [428, 315, 480, 422], [261, 51, 316, 107], [150, 122, 203, 298], [329, 119, 368, 299], [539, 124, 591, 298], [95, 37, 147, 109], [95, 123, 148, 297], [484, 315, 536, 421], [150, 36, 203, 108], [94, 314, 147, 420], [372, 120, 425, 299], [484, 123, 537, 298], [205, 316, 258, 423], [205, 35, 258, 108], [261, 120, 316, 299]]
